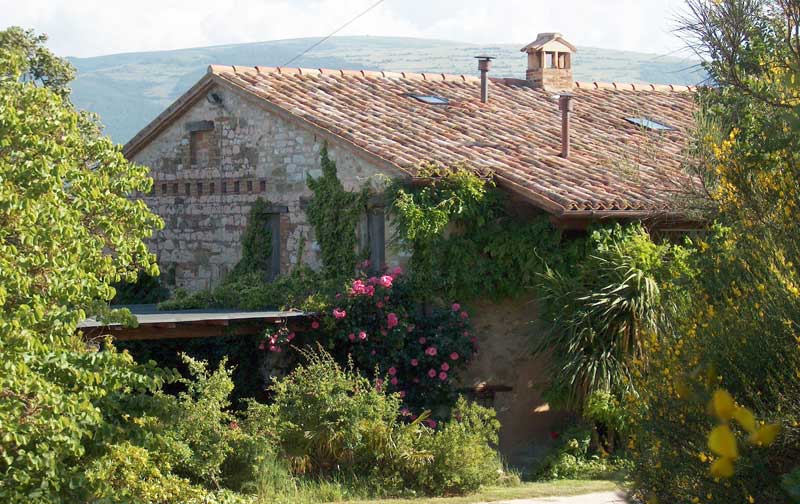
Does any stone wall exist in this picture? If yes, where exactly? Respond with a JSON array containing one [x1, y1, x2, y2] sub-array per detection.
[[132, 84, 403, 291]]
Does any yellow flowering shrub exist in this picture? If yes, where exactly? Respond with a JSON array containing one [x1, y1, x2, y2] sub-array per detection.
[[627, 2, 800, 502]]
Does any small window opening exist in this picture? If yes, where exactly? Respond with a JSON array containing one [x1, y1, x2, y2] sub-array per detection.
[[247, 180, 253, 193], [189, 130, 211, 165], [185, 183, 191, 196], [625, 117, 675, 131], [222, 181, 228, 194], [172, 183, 179, 195], [406, 93, 449, 106], [234, 181, 240, 194], [260, 180, 266, 192], [209, 182, 215, 194], [161, 183, 167, 195], [546, 52, 556, 68], [196, 182, 203, 195]]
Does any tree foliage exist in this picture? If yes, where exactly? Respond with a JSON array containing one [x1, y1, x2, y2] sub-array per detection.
[[629, 2, 800, 502], [0, 27, 174, 502]]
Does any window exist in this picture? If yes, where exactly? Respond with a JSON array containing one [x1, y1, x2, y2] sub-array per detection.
[[172, 183, 178, 195], [625, 117, 675, 131], [247, 180, 253, 193], [406, 93, 449, 105], [260, 180, 266, 192], [185, 183, 191, 196], [161, 183, 167, 195], [546, 52, 556, 68], [222, 181, 227, 194], [234, 181, 240, 194], [209, 182, 215, 194], [266, 213, 281, 281], [196, 182, 203, 196], [189, 130, 212, 165], [365, 207, 385, 273]]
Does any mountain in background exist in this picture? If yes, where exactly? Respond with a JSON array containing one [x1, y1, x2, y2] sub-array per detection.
[[68, 36, 706, 144]]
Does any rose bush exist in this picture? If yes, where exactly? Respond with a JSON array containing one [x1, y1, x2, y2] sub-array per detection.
[[259, 267, 477, 422]]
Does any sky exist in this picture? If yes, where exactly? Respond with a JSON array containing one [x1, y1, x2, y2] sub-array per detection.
[[2, 0, 693, 58]]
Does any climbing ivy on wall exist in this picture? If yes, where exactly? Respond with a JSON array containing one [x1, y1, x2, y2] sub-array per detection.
[[388, 162, 587, 302], [228, 197, 273, 281], [306, 144, 369, 280]]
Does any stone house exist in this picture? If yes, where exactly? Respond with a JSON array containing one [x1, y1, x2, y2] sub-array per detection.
[[123, 33, 698, 463]]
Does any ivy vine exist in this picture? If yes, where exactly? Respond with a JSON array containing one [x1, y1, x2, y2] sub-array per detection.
[[229, 197, 273, 281], [306, 144, 369, 280], [387, 163, 587, 302]]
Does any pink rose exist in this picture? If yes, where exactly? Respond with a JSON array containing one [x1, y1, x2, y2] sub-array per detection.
[[351, 279, 366, 295], [365, 285, 375, 296], [376, 301, 384, 309], [413, 377, 420, 383], [371, 350, 376, 355], [387, 313, 399, 329], [367, 276, 379, 285], [425, 346, 438, 357], [390, 377, 398, 386], [450, 352, 459, 361], [407, 324, 415, 332], [379, 275, 393, 288], [375, 378, 383, 392], [440, 362, 450, 371], [359, 331, 368, 340], [258, 341, 265, 350], [460, 311, 469, 319], [451, 303, 461, 312], [269, 345, 279, 352], [388, 367, 397, 376], [418, 337, 427, 344], [401, 407, 411, 416], [333, 308, 346, 319], [428, 369, 437, 378], [410, 358, 419, 367], [463, 331, 470, 338], [438, 371, 448, 381], [287, 332, 295, 341], [399, 390, 406, 398], [311, 321, 320, 329], [348, 333, 355, 342], [391, 266, 403, 276], [425, 419, 437, 429]]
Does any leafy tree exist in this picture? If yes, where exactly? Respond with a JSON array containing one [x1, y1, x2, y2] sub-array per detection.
[[629, 1, 800, 502], [0, 27, 177, 502]]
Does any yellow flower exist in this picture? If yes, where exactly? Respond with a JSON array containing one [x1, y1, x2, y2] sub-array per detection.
[[748, 423, 780, 446], [710, 456, 735, 478], [708, 425, 739, 459], [748, 495, 755, 503], [733, 406, 757, 434], [698, 452, 708, 463], [711, 389, 736, 421]]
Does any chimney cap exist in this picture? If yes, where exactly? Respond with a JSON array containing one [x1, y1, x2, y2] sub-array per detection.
[[474, 55, 495, 60], [520, 33, 577, 53]]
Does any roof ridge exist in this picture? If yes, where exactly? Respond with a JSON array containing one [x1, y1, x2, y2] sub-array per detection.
[[208, 65, 695, 92], [207, 64, 482, 83]]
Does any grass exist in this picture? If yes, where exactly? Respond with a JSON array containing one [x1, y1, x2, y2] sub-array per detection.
[[340, 480, 622, 504]]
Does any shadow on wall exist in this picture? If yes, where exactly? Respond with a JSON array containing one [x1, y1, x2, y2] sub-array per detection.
[[464, 296, 568, 466]]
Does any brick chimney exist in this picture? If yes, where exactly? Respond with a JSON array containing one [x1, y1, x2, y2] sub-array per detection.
[[520, 33, 577, 90]]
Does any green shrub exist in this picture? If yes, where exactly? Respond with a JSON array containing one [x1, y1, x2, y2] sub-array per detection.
[[86, 442, 207, 504], [533, 426, 629, 481], [243, 348, 508, 497], [412, 397, 508, 495]]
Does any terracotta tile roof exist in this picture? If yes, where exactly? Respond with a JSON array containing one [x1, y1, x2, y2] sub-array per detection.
[[127, 64, 700, 218]]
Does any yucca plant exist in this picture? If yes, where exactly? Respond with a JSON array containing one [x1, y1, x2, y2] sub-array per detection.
[[535, 224, 681, 409]]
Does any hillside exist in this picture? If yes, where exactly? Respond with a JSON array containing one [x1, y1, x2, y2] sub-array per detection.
[[68, 36, 706, 143]]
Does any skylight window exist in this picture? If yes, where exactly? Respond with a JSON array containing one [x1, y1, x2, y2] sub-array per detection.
[[406, 94, 449, 105], [625, 117, 674, 131]]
